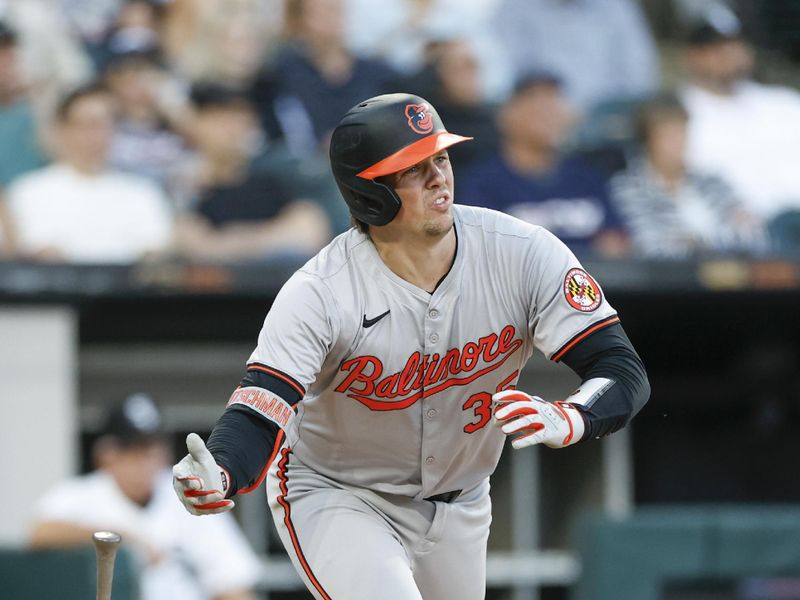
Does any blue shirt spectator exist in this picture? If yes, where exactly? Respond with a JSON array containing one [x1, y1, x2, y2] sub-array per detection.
[[458, 73, 628, 257], [459, 154, 621, 256], [270, 43, 396, 148], [255, 0, 397, 156]]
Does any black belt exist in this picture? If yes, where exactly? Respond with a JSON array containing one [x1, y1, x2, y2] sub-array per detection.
[[424, 489, 462, 503]]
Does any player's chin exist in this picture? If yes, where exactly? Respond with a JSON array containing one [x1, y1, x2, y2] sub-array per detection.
[[422, 212, 454, 237]]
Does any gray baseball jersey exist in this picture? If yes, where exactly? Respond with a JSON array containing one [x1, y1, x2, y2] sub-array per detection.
[[239, 204, 618, 500]]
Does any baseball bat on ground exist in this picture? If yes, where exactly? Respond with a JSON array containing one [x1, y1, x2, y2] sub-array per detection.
[[93, 531, 121, 600]]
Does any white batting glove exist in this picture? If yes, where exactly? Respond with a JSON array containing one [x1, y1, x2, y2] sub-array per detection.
[[492, 390, 585, 449], [172, 433, 235, 515]]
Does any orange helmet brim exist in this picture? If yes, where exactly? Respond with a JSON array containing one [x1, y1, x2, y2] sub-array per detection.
[[356, 132, 473, 180]]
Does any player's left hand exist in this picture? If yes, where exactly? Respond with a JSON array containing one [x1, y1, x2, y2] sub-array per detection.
[[492, 390, 585, 449]]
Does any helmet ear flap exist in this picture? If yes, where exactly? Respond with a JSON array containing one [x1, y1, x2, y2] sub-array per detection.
[[337, 177, 401, 226]]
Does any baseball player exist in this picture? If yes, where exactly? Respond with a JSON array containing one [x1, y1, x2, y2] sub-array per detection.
[[173, 93, 650, 599]]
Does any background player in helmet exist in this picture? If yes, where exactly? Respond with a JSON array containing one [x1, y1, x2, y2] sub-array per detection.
[[173, 93, 650, 599]]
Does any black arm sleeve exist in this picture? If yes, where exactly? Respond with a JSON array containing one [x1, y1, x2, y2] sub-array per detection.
[[559, 322, 650, 441], [206, 365, 304, 496], [206, 406, 280, 497]]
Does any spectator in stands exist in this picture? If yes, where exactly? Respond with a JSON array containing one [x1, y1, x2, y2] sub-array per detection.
[[0, 20, 47, 187], [56, 0, 126, 56], [86, 0, 169, 71], [492, 0, 659, 113], [0, 0, 93, 116], [6, 82, 173, 263], [257, 0, 397, 157], [343, 0, 511, 101], [161, 0, 277, 91], [458, 73, 628, 258], [101, 28, 192, 198], [680, 8, 800, 225], [609, 93, 765, 258], [29, 392, 261, 600], [172, 84, 331, 262], [410, 37, 500, 175], [162, 0, 286, 149]]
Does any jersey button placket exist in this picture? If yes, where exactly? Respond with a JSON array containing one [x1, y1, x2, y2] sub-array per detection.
[[421, 301, 442, 491]]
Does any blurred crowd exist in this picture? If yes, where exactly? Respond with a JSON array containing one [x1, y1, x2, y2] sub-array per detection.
[[0, 0, 799, 264]]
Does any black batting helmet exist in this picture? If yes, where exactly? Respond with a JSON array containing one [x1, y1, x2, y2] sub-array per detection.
[[329, 93, 472, 226]]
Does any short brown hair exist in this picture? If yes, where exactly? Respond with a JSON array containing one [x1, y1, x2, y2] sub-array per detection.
[[634, 92, 689, 145], [55, 81, 112, 122]]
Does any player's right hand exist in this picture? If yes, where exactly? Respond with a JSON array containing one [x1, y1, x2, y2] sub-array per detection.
[[172, 433, 235, 516]]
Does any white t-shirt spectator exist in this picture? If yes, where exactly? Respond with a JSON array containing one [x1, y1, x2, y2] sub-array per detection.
[[7, 164, 173, 263], [32, 470, 262, 600], [682, 81, 800, 221]]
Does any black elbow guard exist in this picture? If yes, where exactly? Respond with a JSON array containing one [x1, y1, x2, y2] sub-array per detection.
[[559, 322, 650, 440]]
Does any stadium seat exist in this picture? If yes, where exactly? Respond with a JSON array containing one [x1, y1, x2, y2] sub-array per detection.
[[0, 545, 139, 600]]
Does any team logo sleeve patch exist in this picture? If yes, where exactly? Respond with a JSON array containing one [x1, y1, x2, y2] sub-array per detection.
[[563, 268, 602, 312]]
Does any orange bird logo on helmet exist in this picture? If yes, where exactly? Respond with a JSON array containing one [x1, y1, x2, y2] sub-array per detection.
[[405, 103, 434, 134]]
